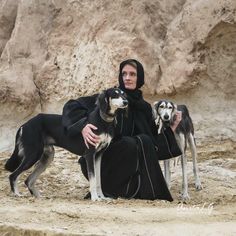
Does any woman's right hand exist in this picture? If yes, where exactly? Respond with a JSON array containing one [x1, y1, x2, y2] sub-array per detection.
[[82, 124, 100, 149]]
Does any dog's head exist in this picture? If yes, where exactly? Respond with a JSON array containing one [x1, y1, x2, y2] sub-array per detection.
[[153, 100, 177, 125], [97, 87, 128, 115]]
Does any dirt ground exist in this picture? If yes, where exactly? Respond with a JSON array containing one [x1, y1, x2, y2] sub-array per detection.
[[0, 140, 235, 236]]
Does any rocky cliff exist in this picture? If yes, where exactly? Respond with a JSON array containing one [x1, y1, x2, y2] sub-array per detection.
[[0, 0, 235, 151]]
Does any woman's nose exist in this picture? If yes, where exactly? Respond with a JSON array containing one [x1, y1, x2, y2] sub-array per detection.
[[124, 74, 131, 80]]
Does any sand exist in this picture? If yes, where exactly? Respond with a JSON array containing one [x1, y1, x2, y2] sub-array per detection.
[[0, 140, 235, 236]]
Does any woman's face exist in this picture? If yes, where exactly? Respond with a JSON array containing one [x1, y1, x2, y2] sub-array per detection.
[[121, 64, 137, 90]]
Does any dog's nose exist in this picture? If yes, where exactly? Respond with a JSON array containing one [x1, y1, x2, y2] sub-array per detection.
[[164, 114, 169, 120], [123, 100, 128, 106]]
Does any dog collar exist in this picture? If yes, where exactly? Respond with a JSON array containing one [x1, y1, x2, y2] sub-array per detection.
[[99, 110, 115, 123]]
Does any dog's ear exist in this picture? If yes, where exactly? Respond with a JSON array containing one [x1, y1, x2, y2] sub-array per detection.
[[152, 101, 159, 119], [153, 101, 159, 107], [171, 103, 178, 123], [153, 100, 162, 110], [173, 103, 177, 111], [97, 90, 108, 113], [153, 101, 163, 133], [173, 103, 178, 114]]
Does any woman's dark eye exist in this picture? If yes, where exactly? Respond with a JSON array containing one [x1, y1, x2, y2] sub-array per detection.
[[130, 72, 137, 77]]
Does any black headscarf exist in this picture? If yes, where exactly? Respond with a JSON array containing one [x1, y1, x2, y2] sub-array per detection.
[[117, 59, 153, 138], [118, 59, 144, 90], [118, 59, 147, 111]]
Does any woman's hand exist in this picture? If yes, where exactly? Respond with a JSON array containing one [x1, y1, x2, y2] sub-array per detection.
[[82, 124, 100, 149], [170, 111, 182, 132]]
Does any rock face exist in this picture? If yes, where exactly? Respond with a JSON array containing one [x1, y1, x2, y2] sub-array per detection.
[[0, 0, 235, 151]]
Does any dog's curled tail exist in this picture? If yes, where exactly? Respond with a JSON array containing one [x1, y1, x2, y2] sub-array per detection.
[[4, 129, 22, 172]]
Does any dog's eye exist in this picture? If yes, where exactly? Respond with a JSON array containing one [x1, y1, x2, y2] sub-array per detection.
[[159, 105, 164, 108], [168, 106, 173, 109]]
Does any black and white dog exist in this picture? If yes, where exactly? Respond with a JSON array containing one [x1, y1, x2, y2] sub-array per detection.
[[153, 100, 202, 201], [5, 88, 128, 201]]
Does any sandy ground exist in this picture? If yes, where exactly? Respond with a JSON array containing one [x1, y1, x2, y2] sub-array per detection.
[[0, 140, 235, 236]]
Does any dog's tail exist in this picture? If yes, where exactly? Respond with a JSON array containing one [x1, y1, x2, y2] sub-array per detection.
[[5, 147, 22, 172], [4, 128, 23, 172]]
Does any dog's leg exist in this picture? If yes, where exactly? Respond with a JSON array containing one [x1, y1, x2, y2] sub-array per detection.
[[25, 146, 55, 197], [188, 134, 202, 190], [164, 159, 171, 189], [174, 133, 189, 200], [94, 151, 112, 201], [85, 152, 99, 201], [9, 176, 21, 197], [178, 133, 190, 201], [95, 152, 104, 199], [9, 152, 41, 197], [180, 153, 190, 201]]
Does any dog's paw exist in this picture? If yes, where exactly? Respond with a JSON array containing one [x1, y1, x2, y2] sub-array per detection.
[[26, 184, 41, 198], [101, 197, 114, 202], [10, 191, 23, 197], [90, 191, 114, 201], [195, 182, 203, 191], [91, 196, 103, 202], [180, 193, 190, 202], [32, 190, 41, 198], [91, 193, 101, 201], [91, 195, 113, 202]]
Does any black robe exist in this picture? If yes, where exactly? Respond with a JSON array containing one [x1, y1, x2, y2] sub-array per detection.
[[62, 90, 182, 201]]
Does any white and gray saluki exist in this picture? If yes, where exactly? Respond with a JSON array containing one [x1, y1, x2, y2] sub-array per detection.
[[153, 100, 202, 201]]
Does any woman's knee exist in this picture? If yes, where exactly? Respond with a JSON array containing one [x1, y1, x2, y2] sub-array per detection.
[[137, 134, 152, 142], [120, 136, 137, 146], [136, 134, 156, 153], [104, 136, 137, 157]]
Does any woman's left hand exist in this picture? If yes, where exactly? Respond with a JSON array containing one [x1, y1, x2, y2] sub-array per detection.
[[170, 111, 182, 132]]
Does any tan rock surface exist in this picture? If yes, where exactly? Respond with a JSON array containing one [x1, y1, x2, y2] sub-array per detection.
[[0, 1, 236, 234], [0, 0, 235, 151]]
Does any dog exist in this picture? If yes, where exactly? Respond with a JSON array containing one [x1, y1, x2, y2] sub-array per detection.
[[5, 87, 128, 201], [153, 100, 202, 201]]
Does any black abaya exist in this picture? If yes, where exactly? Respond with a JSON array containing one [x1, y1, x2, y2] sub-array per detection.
[[63, 89, 181, 201]]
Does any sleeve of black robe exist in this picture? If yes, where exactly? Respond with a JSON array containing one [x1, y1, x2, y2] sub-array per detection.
[[149, 111, 182, 160], [62, 94, 98, 137], [154, 127, 182, 160]]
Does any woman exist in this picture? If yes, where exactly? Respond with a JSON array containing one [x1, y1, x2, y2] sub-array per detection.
[[62, 59, 182, 201]]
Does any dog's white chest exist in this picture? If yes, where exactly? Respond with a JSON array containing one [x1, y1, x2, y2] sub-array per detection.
[[96, 133, 112, 151]]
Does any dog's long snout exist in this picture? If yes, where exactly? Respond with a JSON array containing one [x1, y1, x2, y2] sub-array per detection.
[[164, 114, 169, 120], [123, 99, 128, 106]]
